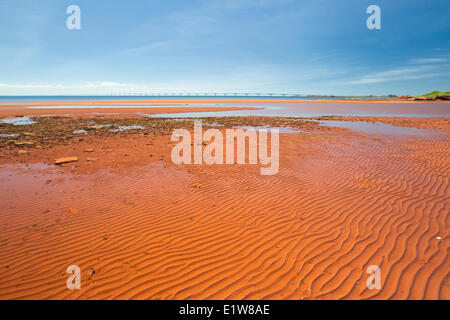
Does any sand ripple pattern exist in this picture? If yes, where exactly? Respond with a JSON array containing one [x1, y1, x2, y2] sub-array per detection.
[[0, 134, 448, 300]]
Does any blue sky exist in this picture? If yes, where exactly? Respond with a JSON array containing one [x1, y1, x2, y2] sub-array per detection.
[[0, 0, 449, 96]]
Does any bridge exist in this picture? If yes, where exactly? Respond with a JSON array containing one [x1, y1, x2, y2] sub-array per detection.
[[97, 93, 308, 98]]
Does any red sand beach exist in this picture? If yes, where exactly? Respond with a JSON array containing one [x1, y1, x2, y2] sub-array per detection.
[[0, 105, 260, 118], [0, 102, 448, 300], [0, 99, 448, 118]]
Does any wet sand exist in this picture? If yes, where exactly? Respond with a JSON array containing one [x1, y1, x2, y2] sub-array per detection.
[[1, 99, 449, 119], [0, 110, 448, 300], [0, 106, 260, 118]]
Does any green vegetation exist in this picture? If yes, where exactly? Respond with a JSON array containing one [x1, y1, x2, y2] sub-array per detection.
[[421, 91, 450, 98]]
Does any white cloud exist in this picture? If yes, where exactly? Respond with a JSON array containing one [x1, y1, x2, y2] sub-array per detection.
[[0, 82, 131, 90], [99, 82, 129, 87], [410, 58, 447, 64], [347, 64, 446, 85], [0, 83, 65, 89]]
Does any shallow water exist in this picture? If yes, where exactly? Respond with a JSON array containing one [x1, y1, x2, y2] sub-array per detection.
[[0, 133, 19, 137], [15, 101, 449, 118], [109, 125, 146, 132], [320, 120, 442, 137], [148, 102, 450, 118], [73, 129, 88, 134], [0, 116, 36, 125], [233, 125, 303, 134]]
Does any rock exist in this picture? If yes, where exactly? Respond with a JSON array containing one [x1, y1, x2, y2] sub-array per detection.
[[414, 96, 435, 101], [83, 148, 94, 152], [14, 141, 35, 146], [86, 157, 98, 161], [86, 126, 103, 130], [88, 268, 95, 280], [17, 150, 28, 155], [22, 132, 35, 136], [436, 95, 450, 100], [54, 157, 78, 165]]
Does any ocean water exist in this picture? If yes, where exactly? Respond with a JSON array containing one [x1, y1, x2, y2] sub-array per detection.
[[319, 120, 443, 137], [1, 96, 449, 118], [0, 95, 368, 103], [148, 102, 450, 118]]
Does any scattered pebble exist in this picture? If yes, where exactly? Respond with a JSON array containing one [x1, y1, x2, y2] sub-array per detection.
[[14, 141, 35, 146], [86, 126, 103, 130], [54, 157, 78, 165]]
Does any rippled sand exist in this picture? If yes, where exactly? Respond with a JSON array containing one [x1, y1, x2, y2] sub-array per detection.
[[0, 112, 448, 300]]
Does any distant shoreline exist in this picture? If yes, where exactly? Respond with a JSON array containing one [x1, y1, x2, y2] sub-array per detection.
[[0, 99, 449, 118], [1, 98, 450, 108]]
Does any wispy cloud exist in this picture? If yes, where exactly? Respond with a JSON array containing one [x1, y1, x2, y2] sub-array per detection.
[[410, 58, 447, 64], [0, 1, 57, 66], [0, 82, 131, 90], [347, 64, 446, 85], [0, 84, 66, 89]]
